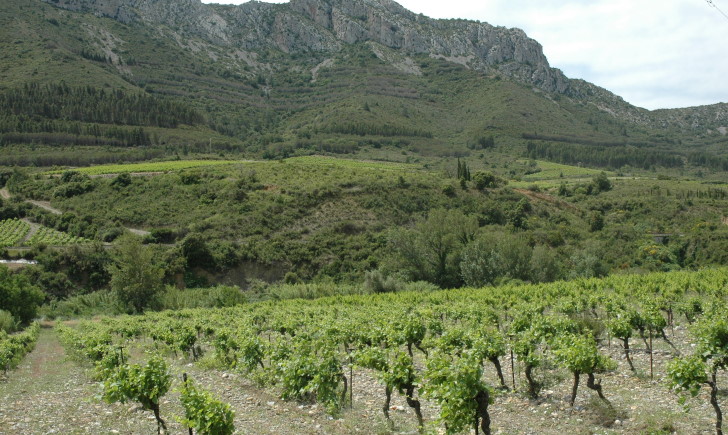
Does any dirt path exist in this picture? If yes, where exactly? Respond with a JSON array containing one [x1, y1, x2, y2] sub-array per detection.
[[514, 187, 580, 212], [25, 200, 63, 215], [1, 189, 151, 238], [0, 327, 169, 434], [20, 218, 40, 244], [0, 327, 114, 434], [126, 227, 151, 236]]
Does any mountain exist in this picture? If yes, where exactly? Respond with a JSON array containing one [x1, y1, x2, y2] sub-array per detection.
[[46, 0, 570, 91], [1, 0, 727, 168]]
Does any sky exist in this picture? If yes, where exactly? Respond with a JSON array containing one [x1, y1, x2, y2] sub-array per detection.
[[201, 0, 728, 110]]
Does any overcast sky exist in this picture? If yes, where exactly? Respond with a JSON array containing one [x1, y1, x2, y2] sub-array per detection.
[[201, 0, 728, 110]]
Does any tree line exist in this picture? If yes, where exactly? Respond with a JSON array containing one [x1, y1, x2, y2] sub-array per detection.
[[525, 141, 684, 170], [0, 83, 205, 129]]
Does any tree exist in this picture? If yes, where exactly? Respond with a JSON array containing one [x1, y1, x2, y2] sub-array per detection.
[[108, 236, 164, 313], [589, 211, 604, 232], [388, 209, 478, 287], [460, 232, 532, 287], [529, 245, 561, 283], [472, 171, 503, 190], [457, 159, 471, 181], [181, 233, 216, 270], [0, 266, 44, 325], [591, 172, 612, 193]]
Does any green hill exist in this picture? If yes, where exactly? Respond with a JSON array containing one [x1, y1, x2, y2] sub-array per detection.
[[0, 0, 726, 178]]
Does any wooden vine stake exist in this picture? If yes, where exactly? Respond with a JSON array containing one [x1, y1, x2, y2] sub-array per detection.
[[649, 331, 654, 380]]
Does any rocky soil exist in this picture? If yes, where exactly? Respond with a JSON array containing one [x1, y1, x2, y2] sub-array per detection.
[[0, 324, 724, 434]]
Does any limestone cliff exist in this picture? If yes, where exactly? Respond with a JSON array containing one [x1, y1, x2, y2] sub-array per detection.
[[44, 0, 570, 93]]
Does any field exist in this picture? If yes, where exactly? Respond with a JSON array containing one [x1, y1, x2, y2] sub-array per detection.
[[26, 226, 90, 247], [518, 160, 614, 181], [3, 269, 726, 434], [0, 219, 30, 248], [0, 219, 90, 248], [45, 160, 241, 176]]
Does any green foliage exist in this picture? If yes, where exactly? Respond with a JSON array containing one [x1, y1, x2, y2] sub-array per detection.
[[526, 141, 684, 170], [472, 171, 504, 190], [668, 355, 708, 398], [553, 333, 615, 375], [46, 160, 236, 176], [51, 268, 728, 433], [0, 309, 17, 333], [591, 172, 612, 193], [0, 266, 44, 324], [160, 285, 247, 310], [0, 322, 40, 373], [275, 338, 345, 414], [389, 208, 477, 287], [692, 313, 728, 369], [363, 269, 402, 293], [0, 218, 30, 247], [423, 350, 492, 434], [108, 237, 164, 313], [460, 232, 534, 286], [456, 159, 471, 181], [103, 354, 172, 432], [180, 376, 235, 435]]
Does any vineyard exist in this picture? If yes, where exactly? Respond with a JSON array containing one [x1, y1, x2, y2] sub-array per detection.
[[52, 269, 728, 434], [0, 219, 30, 248], [26, 226, 90, 247], [0, 219, 90, 247], [44, 160, 239, 176], [0, 322, 40, 374]]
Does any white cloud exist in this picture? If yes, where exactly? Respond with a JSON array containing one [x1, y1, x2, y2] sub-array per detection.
[[201, 0, 728, 109]]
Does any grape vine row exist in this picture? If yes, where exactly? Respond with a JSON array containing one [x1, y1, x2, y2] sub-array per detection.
[[56, 269, 728, 434]]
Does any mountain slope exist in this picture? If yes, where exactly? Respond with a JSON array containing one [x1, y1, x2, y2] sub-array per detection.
[[0, 0, 726, 169]]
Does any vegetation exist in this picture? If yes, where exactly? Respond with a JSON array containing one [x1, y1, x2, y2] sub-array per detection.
[[0, 2, 727, 431], [0, 266, 44, 325], [50, 268, 728, 433], [102, 354, 172, 434], [44, 160, 239, 176], [108, 237, 165, 313], [0, 219, 30, 248], [0, 322, 40, 373], [180, 374, 235, 435]]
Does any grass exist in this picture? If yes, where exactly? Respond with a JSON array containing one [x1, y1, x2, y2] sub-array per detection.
[[517, 159, 614, 181], [45, 159, 240, 175], [283, 155, 423, 172]]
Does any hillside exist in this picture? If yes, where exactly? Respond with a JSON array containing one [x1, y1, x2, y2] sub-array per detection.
[[0, 0, 727, 293], [0, 0, 726, 175]]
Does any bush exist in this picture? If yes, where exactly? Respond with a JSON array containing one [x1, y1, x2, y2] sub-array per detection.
[[364, 269, 402, 293], [473, 171, 505, 190], [108, 236, 164, 313], [160, 285, 246, 310], [266, 282, 365, 300], [39, 290, 124, 319], [0, 266, 45, 325], [0, 309, 18, 333]]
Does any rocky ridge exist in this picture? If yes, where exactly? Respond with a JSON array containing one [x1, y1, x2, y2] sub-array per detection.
[[42, 0, 728, 131], [45, 0, 569, 93]]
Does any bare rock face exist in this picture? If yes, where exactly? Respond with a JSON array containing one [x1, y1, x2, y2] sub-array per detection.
[[288, 0, 570, 92], [43, 0, 570, 93]]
